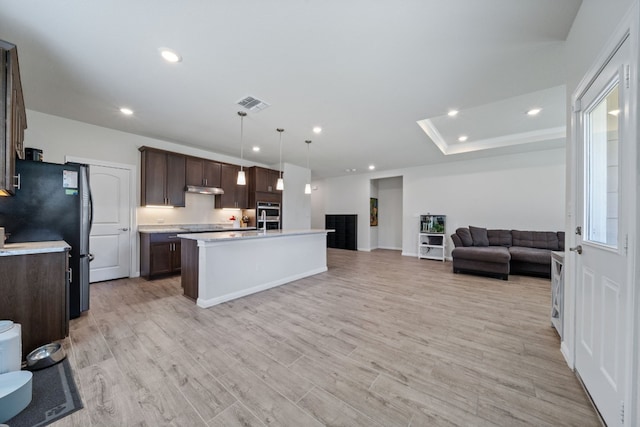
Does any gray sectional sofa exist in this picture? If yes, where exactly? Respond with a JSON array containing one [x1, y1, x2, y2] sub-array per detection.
[[450, 226, 565, 280]]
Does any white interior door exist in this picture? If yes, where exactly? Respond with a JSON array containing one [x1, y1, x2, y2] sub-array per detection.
[[89, 164, 131, 282], [575, 36, 632, 426]]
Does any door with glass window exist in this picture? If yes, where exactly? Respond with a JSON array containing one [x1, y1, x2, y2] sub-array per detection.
[[574, 36, 631, 426]]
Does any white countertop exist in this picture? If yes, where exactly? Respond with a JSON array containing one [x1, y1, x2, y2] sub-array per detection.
[[139, 224, 255, 233], [178, 229, 332, 242], [0, 240, 71, 256]]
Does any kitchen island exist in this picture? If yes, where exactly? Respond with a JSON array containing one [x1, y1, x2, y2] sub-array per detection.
[[178, 229, 331, 308]]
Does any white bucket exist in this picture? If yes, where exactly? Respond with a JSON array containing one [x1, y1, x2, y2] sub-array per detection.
[[0, 321, 21, 374]]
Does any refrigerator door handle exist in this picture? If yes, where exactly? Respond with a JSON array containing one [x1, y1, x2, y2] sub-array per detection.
[[89, 189, 94, 231]]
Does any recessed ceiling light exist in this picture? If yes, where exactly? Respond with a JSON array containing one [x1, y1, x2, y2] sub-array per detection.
[[458, 135, 468, 142], [313, 126, 322, 134], [447, 110, 459, 117], [368, 165, 375, 170], [608, 109, 620, 116], [119, 107, 133, 115], [252, 146, 260, 152], [160, 48, 182, 63], [527, 108, 542, 116]]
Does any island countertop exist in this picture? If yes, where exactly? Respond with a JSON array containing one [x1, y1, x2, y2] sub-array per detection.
[[179, 229, 332, 308], [178, 229, 332, 242], [0, 241, 71, 256]]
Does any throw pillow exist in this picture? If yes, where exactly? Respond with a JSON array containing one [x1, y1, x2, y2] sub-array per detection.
[[456, 228, 473, 247], [469, 225, 489, 247]]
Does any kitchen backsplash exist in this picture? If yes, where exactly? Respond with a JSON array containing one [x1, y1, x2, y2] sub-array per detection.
[[137, 192, 250, 225]]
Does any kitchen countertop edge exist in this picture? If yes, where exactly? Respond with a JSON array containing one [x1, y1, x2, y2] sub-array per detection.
[[139, 226, 256, 233], [0, 240, 71, 256], [178, 229, 333, 242]]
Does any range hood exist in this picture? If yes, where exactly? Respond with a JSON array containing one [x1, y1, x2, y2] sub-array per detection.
[[185, 185, 224, 195]]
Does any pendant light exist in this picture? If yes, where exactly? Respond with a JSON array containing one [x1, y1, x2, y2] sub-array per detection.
[[304, 140, 312, 194], [237, 111, 247, 185], [276, 128, 284, 191]]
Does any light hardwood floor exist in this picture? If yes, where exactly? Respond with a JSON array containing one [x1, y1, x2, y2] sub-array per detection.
[[53, 249, 599, 427]]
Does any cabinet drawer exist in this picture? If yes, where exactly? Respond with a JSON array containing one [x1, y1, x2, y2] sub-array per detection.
[[149, 232, 181, 243]]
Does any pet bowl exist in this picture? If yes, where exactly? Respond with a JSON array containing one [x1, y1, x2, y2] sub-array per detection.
[[0, 370, 33, 423], [25, 343, 66, 371]]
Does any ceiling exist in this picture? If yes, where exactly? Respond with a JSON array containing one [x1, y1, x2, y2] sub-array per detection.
[[0, 0, 581, 178]]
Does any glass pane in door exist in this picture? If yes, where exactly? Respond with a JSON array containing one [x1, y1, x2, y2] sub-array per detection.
[[585, 84, 619, 247]]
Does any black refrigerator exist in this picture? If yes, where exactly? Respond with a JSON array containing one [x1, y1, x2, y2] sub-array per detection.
[[0, 159, 92, 318]]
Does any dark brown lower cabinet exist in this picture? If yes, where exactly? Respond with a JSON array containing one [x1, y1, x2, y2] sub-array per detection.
[[0, 249, 69, 359], [180, 238, 198, 300], [140, 233, 181, 279]]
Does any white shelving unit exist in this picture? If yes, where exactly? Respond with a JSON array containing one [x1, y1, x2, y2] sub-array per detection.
[[418, 214, 446, 262], [418, 233, 446, 261], [550, 251, 564, 339]]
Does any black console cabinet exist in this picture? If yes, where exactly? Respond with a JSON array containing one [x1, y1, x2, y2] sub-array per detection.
[[325, 214, 357, 250]]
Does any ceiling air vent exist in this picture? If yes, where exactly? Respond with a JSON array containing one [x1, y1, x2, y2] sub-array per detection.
[[237, 96, 270, 112]]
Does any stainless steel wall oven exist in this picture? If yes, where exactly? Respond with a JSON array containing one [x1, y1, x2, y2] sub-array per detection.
[[257, 201, 280, 230]]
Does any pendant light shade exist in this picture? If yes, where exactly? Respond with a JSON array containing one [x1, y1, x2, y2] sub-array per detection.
[[304, 140, 312, 194], [237, 170, 246, 185], [237, 111, 247, 185], [276, 128, 284, 191]]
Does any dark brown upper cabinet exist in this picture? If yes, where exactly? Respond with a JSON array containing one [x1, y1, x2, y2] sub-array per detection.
[[216, 163, 248, 209], [0, 40, 26, 196], [140, 147, 186, 207], [185, 156, 222, 188], [248, 166, 282, 207]]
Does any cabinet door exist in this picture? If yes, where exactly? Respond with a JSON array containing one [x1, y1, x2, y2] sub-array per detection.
[[166, 153, 186, 207], [142, 150, 168, 205], [218, 163, 248, 208], [0, 43, 26, 196], [255, 167, 281, 193], [0, 251, 68, 358], [185, 157, 204, 186], [171, 241, 181, 273], [150, 243, 173, 275], [254, 167, 270, 192], [203, 160, 222, 188], [218, 163, 237, 208]]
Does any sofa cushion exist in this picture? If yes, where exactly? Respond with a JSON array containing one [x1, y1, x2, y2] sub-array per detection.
[[469, 226, 489, 247], [456, 228, 473, 247], [451, 233, 463, 248], [509, 246, 552, 265], [558, 231, 565, 251], [487, 229, 512, 247], [452, 246, 510, 263], [511, 230, 560, 250]]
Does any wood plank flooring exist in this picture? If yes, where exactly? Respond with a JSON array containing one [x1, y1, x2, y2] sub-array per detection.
[[52, 249, 599, 426]]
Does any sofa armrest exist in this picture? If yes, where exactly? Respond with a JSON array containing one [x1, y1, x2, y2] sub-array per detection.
[[451, 233, 463, 248]]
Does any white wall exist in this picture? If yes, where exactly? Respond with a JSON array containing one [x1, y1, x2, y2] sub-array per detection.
[[377, 176, 403, 250], [282, 162, 311, 229], [314, 148, 565, 254]]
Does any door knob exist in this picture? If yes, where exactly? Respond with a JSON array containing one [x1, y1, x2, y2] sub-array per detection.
[[569, 245, 583, 254], [118, 227, 129, 231]]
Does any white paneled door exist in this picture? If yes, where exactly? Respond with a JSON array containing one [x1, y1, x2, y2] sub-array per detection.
[[89, 164, 131, 282], [574, 35, 633, 427]]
